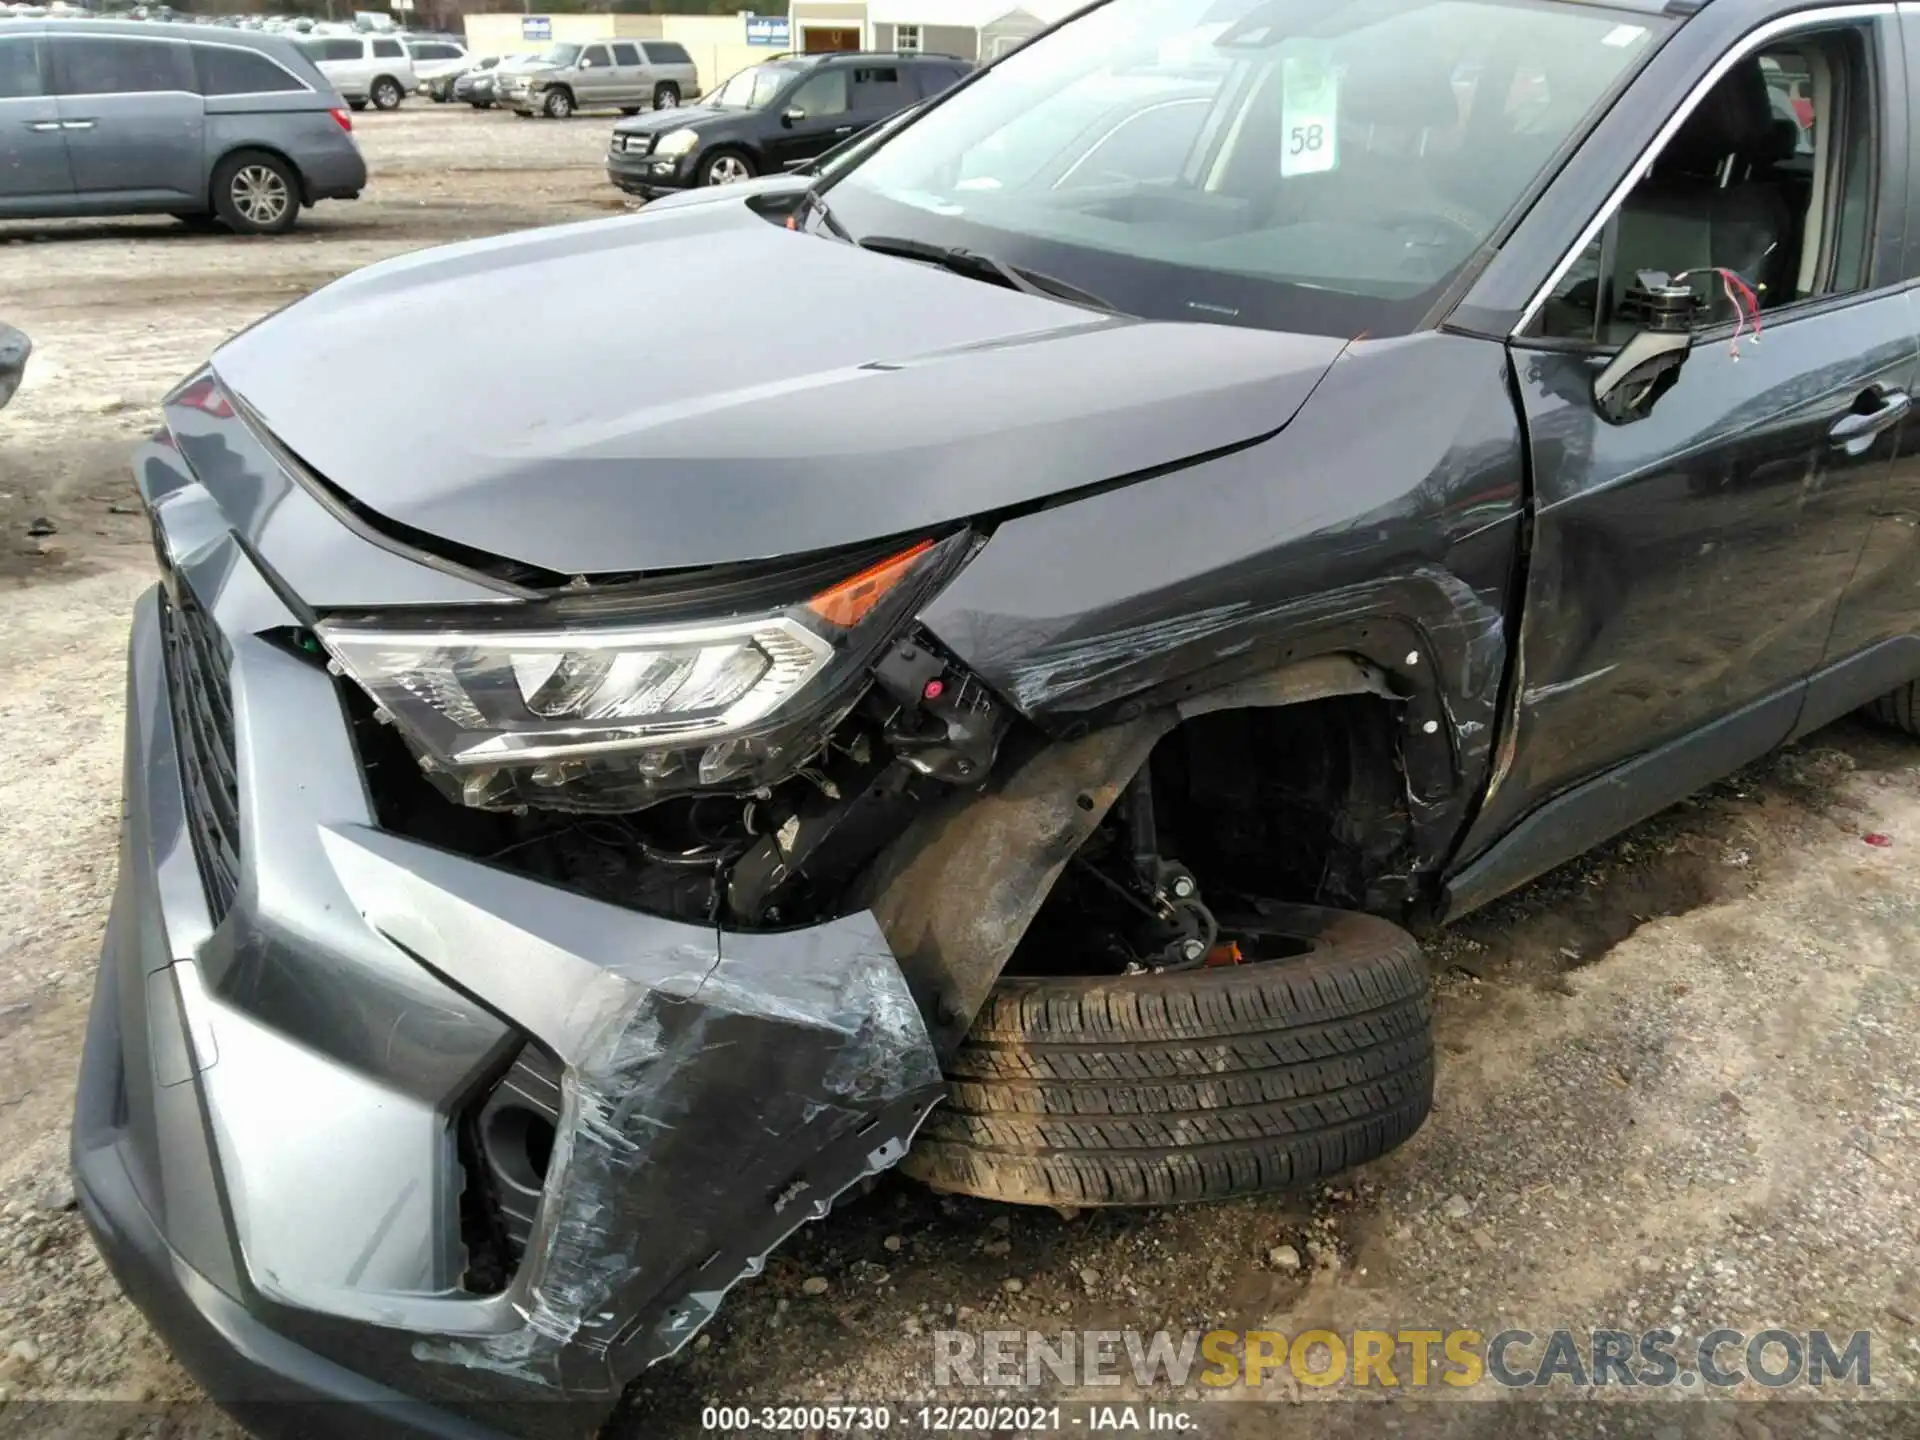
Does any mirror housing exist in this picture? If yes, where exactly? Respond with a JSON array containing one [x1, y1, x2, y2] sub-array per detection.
[[783, 106, 805, 126], [1592, 328, 1691, 425], [1591, 272, 1702, 425]]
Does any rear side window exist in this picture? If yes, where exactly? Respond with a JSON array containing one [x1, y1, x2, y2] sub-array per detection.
[[305, 38, 363, 62], [410, 42, 462, 60], [372, 38, 405, 59], [0, 37, 42, 98], [644, 42, 691, 65], [611, 42, 640, 66], [53, 37, 189, 96], [195, 45, 305, 96], [849, 63, 908, 111], [909, 62, 963, 98]]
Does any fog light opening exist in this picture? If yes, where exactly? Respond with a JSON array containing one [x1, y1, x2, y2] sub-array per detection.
[[483, 1103, 557, 1194]]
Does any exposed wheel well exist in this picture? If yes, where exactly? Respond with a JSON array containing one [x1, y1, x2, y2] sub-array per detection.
[[1005, 694, 1414, 977]]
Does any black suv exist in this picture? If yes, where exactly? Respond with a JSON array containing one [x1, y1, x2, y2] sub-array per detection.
[[606, 50, 968, 195]]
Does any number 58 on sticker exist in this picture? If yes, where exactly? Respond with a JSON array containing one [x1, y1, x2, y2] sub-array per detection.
[[1280, 45, 1337, 177]]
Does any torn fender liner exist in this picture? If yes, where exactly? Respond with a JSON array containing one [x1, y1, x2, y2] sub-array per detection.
[[318, 825, 942, 1394], [860, 720, 1165, 1057]]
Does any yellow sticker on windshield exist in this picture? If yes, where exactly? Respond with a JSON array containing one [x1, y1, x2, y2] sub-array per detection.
[[1280, 43, 1337, 177]]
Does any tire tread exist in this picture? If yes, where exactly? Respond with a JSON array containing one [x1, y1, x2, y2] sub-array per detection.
[[904, 905, 1434, 1206]]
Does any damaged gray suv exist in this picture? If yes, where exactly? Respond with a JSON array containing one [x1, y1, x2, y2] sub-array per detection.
[[75, 0, 1920, 1430]]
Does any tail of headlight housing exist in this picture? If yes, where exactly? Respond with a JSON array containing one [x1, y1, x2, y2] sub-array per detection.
[[318, 532, 968, 811]]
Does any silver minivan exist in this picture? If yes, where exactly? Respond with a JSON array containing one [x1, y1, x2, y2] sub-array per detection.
[[501, 39, 699, 119], [0, 19, 365, 234]]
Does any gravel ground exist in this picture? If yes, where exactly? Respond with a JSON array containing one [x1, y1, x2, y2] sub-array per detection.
[[3, 106, 1918, 1438]]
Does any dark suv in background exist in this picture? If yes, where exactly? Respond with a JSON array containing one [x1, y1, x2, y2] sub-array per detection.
[[607, 50, 967, 194]]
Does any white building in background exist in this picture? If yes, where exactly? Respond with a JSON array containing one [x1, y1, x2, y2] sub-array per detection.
[[788, 0, 1078, 60]]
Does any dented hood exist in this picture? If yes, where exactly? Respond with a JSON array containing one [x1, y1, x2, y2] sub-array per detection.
[[211, 200, 1345, 576]]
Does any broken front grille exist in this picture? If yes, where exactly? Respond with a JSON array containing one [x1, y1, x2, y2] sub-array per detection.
[[159, 585, 241, 924]]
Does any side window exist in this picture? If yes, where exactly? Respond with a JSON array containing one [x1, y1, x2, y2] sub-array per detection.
[[849, 64, 908, 112], [648, 42, 692, 65], [912, 62, 965, 98], [579, 45, 610, 70], [788, 67, 848, 117], [195, 46, 305, 96], [325, 39, 364, 62], [372, 38, 405, 60], [1533, 28, 1875, 344], [611, 43, 641, 66], [0, 37, 42, 98], [54, 37, 188, 96]]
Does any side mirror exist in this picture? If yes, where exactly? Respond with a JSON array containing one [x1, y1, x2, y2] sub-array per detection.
[[783, 107, 805, 126], [1591, 274, 1700, 425]]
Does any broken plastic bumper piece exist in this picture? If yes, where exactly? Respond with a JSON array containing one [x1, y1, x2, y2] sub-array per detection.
[[70, 496, 943, 1436]]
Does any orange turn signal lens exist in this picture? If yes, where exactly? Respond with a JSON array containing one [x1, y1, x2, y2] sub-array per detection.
[[807, 539, 934, 631]]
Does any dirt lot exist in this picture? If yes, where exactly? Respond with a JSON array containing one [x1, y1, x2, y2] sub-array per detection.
[[3, 106, 1919, 1437]]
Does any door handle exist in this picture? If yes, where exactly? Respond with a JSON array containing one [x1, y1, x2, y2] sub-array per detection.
[[26, 121, 61, 132], [832, 124, 854, 134], [1830, 386, 1912, 456], [60, 120, 96, 131]]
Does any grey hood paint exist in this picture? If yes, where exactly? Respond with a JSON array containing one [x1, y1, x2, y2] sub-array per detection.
[[210, 199, 1346, 576]]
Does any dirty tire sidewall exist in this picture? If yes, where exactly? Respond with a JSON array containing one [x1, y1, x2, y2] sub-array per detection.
[[903, 904, 1435, 1207], [1867, 682, 1920, 736], [210, 151, 300, 236], [654, 83, 680, 110], [372, 77, 403, 110], [544, 88, 573, 119]]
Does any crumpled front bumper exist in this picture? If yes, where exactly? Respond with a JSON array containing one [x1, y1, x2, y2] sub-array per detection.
[[72, 434, 944, 1435]]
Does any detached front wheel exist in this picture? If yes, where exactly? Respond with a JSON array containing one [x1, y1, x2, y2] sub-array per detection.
[[903, 904, 1435, 1206]]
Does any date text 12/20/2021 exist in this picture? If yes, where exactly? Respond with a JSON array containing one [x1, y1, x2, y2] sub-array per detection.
[[700, 1406, 1198, 1431]]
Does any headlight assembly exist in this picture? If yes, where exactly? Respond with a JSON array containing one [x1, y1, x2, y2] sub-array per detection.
[[653, 127, 700, 158], [318, 532, 968, 811]]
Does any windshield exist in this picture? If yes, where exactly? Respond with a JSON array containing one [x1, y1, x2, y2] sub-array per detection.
[[713, 61, 802, 109], [537, 43, 581, 67], [813, 106, 920, 176], [825, 0, 1666, 336]]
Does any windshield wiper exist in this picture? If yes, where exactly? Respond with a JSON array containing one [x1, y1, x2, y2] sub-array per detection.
[[857, 234, 1116, 313], [794, 188, 854, 243]]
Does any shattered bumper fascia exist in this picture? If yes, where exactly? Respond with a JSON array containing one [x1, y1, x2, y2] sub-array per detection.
[[328, 825, 944, 1391], [82, 410, 944, 1415]]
